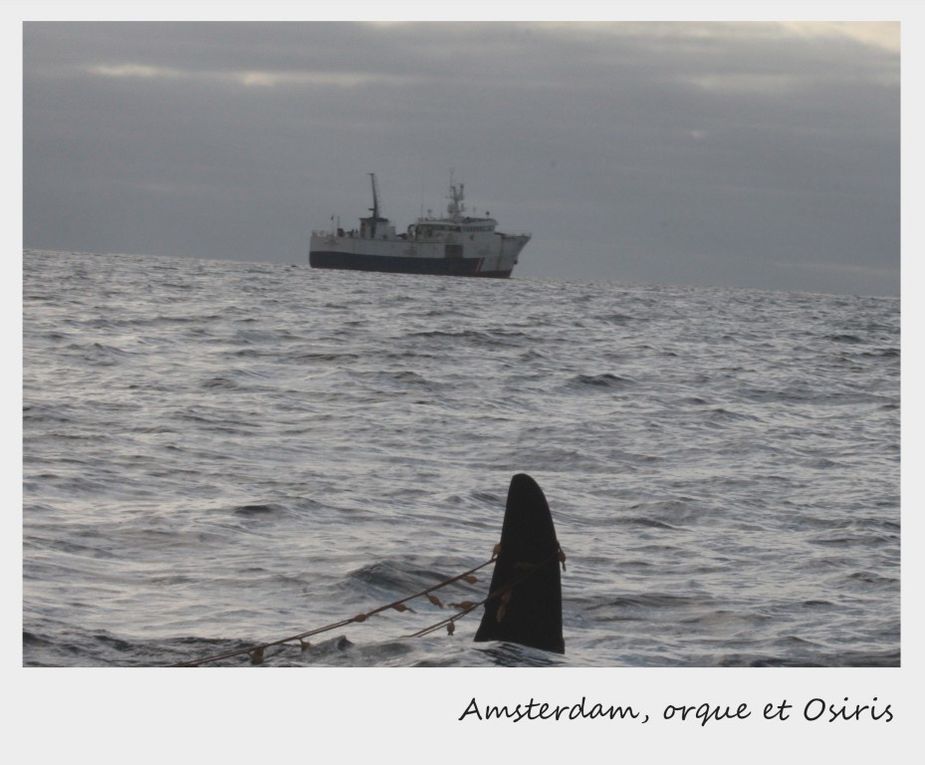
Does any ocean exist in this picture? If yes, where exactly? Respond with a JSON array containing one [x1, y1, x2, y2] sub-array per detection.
[[22, 248, 900, 667]]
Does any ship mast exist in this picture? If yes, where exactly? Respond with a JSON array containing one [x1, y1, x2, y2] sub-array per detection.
[[369, 172, 380, 220], [446, 170, 465, 221]]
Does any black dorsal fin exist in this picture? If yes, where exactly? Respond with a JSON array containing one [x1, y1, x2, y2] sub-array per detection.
[[474, 474, 564, 654]]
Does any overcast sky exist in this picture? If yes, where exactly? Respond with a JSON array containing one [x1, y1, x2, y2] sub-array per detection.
[[23, 21, 899, 295]]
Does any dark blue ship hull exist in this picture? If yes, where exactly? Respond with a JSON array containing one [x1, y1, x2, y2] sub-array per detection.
[[309, 251, 512, 278]]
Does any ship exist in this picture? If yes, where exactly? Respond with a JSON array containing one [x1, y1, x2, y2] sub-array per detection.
[[309, 174, 530, 278]]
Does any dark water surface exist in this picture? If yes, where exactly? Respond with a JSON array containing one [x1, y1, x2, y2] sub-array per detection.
[[22, 249, 900, 666]]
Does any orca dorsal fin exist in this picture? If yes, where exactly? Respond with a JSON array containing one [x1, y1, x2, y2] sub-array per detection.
[[474, 474, 564, 654]]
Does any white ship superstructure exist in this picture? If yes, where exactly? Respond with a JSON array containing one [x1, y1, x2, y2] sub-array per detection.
[[309, 174, 530, 278]]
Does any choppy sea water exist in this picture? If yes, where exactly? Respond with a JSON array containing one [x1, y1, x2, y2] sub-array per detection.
[[22, 249, 900, 667]]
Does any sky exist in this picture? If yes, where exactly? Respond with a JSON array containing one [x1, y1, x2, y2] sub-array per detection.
[[23, 21, 900, 295]]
